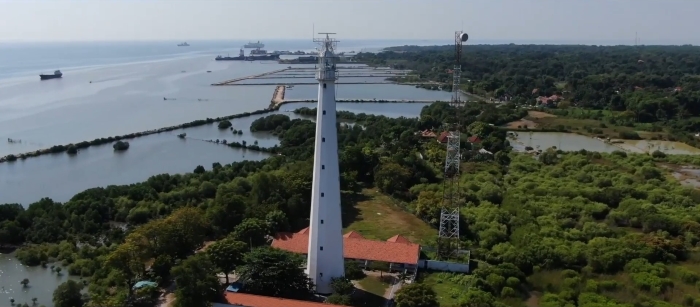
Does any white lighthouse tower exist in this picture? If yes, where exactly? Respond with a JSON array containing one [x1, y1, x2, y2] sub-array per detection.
[[306, 33, 345, 295]]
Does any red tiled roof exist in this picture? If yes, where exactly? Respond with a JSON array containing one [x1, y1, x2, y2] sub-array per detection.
[[271, 229, 421, 265], [420, 130, 437, 138], [537, 95, 562, 104], [437, 131, 450, 143], [224, 292, 348, 307], [467, 135, 482, 143], [386, 235, 410, 244], [343, 231, 364, 239]]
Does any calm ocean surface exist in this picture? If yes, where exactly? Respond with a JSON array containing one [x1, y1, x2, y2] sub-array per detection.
[[0, 40, 455, 206], [0, 39, 441, 156]]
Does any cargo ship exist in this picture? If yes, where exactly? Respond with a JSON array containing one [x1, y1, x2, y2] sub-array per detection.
[[250, 48, 267, 55], [215, 49, 280, 61], [40, 70, 62, 80], [244, 41, 264, 48], [177, 42, 190, 46]]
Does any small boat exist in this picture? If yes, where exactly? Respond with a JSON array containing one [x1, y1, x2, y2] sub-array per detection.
[[40, 70, 62, 80], [177, 42, 190, 47], [177, 133, 186, 139]]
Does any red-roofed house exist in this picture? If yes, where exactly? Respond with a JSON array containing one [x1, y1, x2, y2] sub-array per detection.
[[467, 135, 482, 143], [386, 235, 411, 244], [536, 95, 562, 106], [419, 130, 437, 138], [272, 228, 421, 271], [437, 131, 450, 143], [343, 231, 364, 239], [214, 292, 348, 307]]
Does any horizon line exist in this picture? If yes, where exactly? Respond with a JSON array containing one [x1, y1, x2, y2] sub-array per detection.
[[0, 38, 697, 44]]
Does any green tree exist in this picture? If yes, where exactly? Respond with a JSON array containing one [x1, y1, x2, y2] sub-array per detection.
[[327, 294, 353, 305], [458, 289, 497, 307], [238, 247, 314, 300], [206, 238, 248, 285], [231, 218, 270, 247], [265, 210, 290, 234], [53, 280, 83, 307], [394, 283, 439, 307], [171, 253, 220, 307], [105, 239, 148, 297], [375, 162, 412, 196], [20, 278, 29, 287], [330, 277, 355, 295]]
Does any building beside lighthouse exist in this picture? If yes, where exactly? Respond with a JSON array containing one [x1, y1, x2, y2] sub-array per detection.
[[305, 33, 345, 295]]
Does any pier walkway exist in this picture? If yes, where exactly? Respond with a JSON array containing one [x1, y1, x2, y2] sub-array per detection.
[[270, 85, 286, 108], [265, 85, 448, 109], [284, 99, 449, 103], [248, 74, 401, 80], [215, 82, 434, 86], [211, 68, 412, 86], [211, 68, 290, 86]]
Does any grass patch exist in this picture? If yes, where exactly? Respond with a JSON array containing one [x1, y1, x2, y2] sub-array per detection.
[[527, 116, 645, 139], [343, 189, 436, 244], [420, 272, 464, 307], [356, 276, 391, 297]]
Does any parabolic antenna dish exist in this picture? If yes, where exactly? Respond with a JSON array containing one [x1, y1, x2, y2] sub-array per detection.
[[460, 33, 469, 42]]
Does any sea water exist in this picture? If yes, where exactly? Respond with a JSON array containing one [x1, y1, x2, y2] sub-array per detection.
[[0, 40, 453, 206]]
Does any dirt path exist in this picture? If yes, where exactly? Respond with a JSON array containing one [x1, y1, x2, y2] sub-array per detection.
[[158, 283, 176, 307], [526, 111, 556, 119], [270, 85, 286, 108], [505, 118, 537, 129], [359, 271, 401, 299], [505, 111, 557, 129]]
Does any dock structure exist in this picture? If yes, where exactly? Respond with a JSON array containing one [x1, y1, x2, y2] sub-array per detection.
[[215, 82, 435, 86], [211, 67, 413, 86], [270, 85, 286, 109], [285, 67, 395, 70], [211, 68, 290, 86], [284, 99, 450, 103], [247, 75, 406, 80]]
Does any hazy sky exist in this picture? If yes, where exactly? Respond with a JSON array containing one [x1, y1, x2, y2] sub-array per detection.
[[0, 0, 698, 43]]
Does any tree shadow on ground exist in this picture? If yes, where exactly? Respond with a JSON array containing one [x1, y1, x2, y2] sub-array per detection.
[[340, 191, 370, 228], [351, 288, 387, 307]]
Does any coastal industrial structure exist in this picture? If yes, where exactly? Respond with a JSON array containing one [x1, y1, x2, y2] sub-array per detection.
[[438, 30, 468, 258], [305, 32, 345, 294]]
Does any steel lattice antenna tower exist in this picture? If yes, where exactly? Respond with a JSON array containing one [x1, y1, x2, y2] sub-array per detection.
[[438, 31, 468, 259]]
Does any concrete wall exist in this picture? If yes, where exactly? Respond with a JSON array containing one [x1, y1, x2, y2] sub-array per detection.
[[418, 260, 470, 273]]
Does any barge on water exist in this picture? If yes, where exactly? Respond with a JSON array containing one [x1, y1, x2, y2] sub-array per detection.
[[215, 49, 280, 61], [40, 70, 62, 80]]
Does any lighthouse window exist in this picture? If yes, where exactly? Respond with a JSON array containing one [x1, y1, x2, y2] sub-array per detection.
[[320, 246, 323, 251], [321, 220, 324, 224], [323, 83, 327, 88], [322, 165, 325, 169], [323, 110, 326, 115], [321, 193, 325, 197], [322, 137, 325, 142]]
